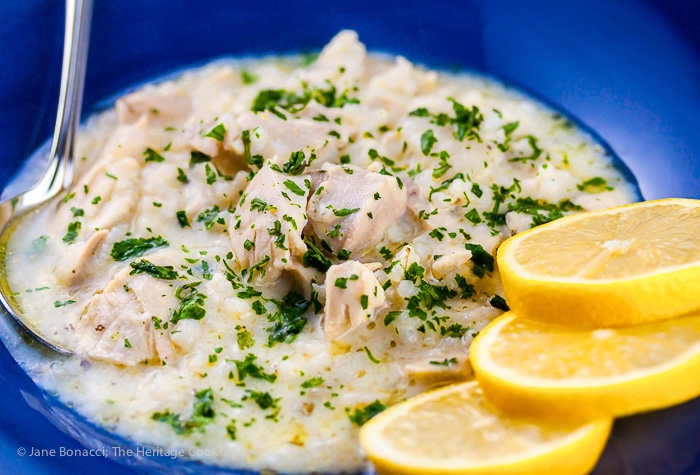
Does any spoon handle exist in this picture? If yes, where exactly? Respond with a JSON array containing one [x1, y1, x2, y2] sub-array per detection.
[[15, 0, 93, 211]]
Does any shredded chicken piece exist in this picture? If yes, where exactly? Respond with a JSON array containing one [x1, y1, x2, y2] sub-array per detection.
[[307, 165, 407, 258], [228, 164, 310, 287], [116, 83, 191, 125], [323, 260, 385, 339], [77, 263, 178, 366], [62, 229, 109, 287]]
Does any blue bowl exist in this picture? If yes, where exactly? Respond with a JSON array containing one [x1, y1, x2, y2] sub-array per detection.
[[1, 1, 699, 474]]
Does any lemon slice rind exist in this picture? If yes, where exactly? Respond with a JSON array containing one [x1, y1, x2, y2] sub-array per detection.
[[497, 198, 700, 326], [360, 382, 612, 475], [471, 312, 700, 420]]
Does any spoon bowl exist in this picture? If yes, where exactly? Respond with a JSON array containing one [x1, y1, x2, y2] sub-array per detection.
[[0, 0, 93, 355]]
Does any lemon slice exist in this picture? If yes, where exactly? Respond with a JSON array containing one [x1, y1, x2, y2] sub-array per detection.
[[470, 311, 700, 420], [360, 381, 611, 475], [497, 198, 700, 326]]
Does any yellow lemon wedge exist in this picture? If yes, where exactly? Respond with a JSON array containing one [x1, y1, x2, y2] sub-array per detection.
[[470, 311, 700, 420], [359, 381, 611, 475], [497, 198, 700, 327]]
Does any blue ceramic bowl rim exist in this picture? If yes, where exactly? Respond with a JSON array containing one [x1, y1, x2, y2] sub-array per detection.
[[0, 49, 644, 475]]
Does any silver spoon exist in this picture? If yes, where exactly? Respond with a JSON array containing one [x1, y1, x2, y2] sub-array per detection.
[[0, 0, 93, 355]]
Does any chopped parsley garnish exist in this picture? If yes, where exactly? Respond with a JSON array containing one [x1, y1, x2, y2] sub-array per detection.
[[91, 196, 102, 205], [483, 180, 521, 228], [176, 167, 189, 183], [363, 346, 380, 364], [30, 235, 49, 254], [402, 263, 458, 323], [577, 177, 612, 193], [143, 147, 165, 162], [333, 207, 359, 217], [383, 311, 401, 326], [189, 151, 212, 167], [490, 295, 510, 311], [267, 220, 287, 250], [302, 237, 332, 272], [205, 164, 217, 185], [241, 129, 264, 169], [507, 197, 582, 227], [197, 205, 221, 229], [428, 173, 465, 201], [508, 135, 542, 163], [71, 207, 84, 217], [53, 299, 76, 308], [464, 208, 481, 224], [171, 282, 207, 323], [445, 323, 468, 338], [283, 179, 306, 196], [497, 121, 520, 151], [151, 388, 216, 435], [428, 228, 445, 241], [266, 291, 311, 346], [236, 326, 255, 350], [420, 129, 437, 155], [129, 259, 179, 280], [346, 400, 387, 426], [446, 98, 483, 141], [301, 377, 325, 388], [245, 390, 279, 411], [204, 123, 226, 141], [251, 89, 308, 119], [432, 151, 451, 178], [245, 255, 271, 280], [409, 107, 430, 117], [226, 420, 237, 440], [250, 198, 268, 212], [414, 99, 483, 141], [62, 222, 81, 243], [176, 210, 191, 228], [503, 121, 519, 136], [111, 236, 169, 262], [335, 274, 359, 290], [241, 70, 259, 84], [464, 243, 494, 278], [251, 83, 359, 119], [454, 274, 476, 299], [232, 354, 277, 382], [430, 358, 458, 366]]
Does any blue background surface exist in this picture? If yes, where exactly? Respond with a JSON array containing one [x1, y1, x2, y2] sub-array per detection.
[[0, 0, 699, 473]]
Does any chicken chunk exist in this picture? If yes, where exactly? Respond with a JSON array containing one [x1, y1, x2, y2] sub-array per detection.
[[58, 229, 109, 287], [116, 83, 191, 126], [505, 211, 533, 236], [323, 260, 385, 340], [292, 30, 366, 92], [224, 108, 342, 167], [307, 165, 407, 257], [362, 57, 438, 124], [54, 155, 141, 234], [77, 264, 178, 366], [228, 165, 310, 287]]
